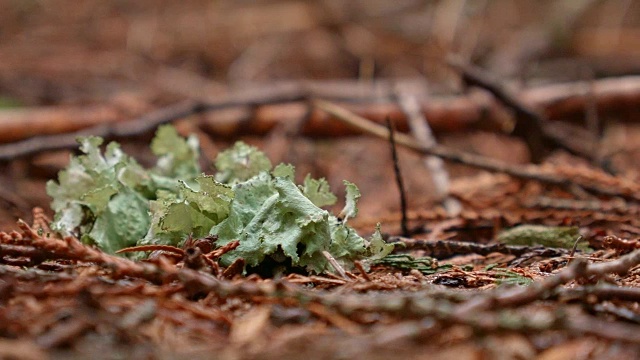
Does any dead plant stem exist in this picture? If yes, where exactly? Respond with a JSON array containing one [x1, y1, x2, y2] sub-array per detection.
[[386, 118, 409, 237], [314, 99, 640, 201]]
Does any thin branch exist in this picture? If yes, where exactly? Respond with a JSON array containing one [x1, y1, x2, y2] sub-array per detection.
[[3, 220, 166, 283], [569, 236, 583, 258], [447, 55, 547, 162], [587, 249, 640, 276], [0, 243, 51, 265], [559, 283, 640, 302], [0, 79, 418, 159], [386, 118, 409, 237], [205, 240, 241, 260], [454, 249, 640, 317], [524, 195, 635, 214], [0, 88, 311, 161], [454, 259, 589, 317], [115, 244, 186, 256], [0, 264, 75, 281], [0, 100, 205, 161], [389, 237, 569, 258], [566, 313, 640, 343], [591, 302, 640, 324], [447, 57, 612, 162], [313, 98, 556, 178], [313, 99, 640, 201], [394, 85, 461, 215], [353, 261, 372, 282], [322, 251, 350, 281], [1, 76, 640, 160]]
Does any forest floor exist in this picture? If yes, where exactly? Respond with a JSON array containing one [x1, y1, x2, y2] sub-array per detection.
[[2, 1, 640, 359]]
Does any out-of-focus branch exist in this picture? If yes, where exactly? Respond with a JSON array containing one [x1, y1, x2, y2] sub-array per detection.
[[447, 55, 548, 162], [394, 84, 461, 215], [313, 99, 640, 201], [1, 76, 640, 160]]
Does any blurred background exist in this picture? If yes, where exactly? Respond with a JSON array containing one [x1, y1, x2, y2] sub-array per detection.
[[0, 0, 639, 228], [1, 0, 639, 105]]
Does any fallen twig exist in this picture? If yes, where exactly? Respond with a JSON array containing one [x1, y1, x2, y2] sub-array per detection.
[[0, 264, 75, 282], [0, 86, 310, 161], [447, 55, 547, 162], [353, 261, 372, 282], [322, 251, 350, 281], [525, 195, 635, 214], [386, 118, 409, 237], [447, 56, 611, 162], [591, 302, 640, 324], [1, 221, 166, 283], [454, 249, 640, 317], [587, 249, 640, 276], [394, 85, 460, 215], [565, 313, 640, 343], [389, 237, 569, 258], [0, 243, 51, 265], [559, 283, 640, 303], [1, 76, 640, 160], [314, 99, 640, 201]]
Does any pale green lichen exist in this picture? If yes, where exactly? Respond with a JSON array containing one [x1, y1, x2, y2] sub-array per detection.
[[47, 126, 393, 273], [497, 224, 588, 251], [47, 136, 154, 250], [214, 141, 272, 184], [300, 174, 337, 208], [339, 180, 360, 223]]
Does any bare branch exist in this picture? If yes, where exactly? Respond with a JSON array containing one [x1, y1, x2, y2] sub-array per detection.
[[1, 76, 640, 160], [394, 84, 461, 215], [386, 118, 409, 237], [314, 99, 640, 201]]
